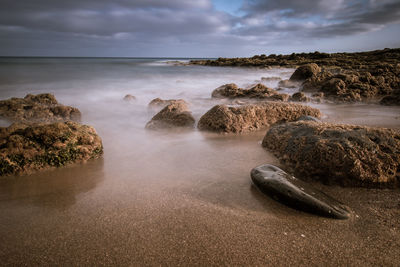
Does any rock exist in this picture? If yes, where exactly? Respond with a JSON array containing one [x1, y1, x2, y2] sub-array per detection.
[[123, 94, 136, 101], [278, 79, 300, 88], [261, 76, 282, 82], [197, 102, 321, 133], [0, 121, 103, 176], [145, 101, 195, 129], [0, 93, 81, 124], [148, 98, 187, 109], [380, 93, 400, 106], [290, 92, 309, 102], [251, 164, 351, 219], [211, 83, 278, 99], [297, 115, 320, 122], [267, 93, 290, 102], [289, 63, 321, 81], [262, 121, 400, 187]]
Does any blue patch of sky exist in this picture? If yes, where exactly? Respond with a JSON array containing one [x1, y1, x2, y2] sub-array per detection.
[[212, 0, 245, 16]]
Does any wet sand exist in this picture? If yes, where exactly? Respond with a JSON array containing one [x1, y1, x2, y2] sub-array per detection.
[[1, 101, 399, 266]]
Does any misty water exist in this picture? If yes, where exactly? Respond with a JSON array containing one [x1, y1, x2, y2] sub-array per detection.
[[1, 58, 399, 264]]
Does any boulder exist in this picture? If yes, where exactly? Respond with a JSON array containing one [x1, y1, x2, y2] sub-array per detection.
[[262, 121, 400, 187], [0, 93, 81, 124], [145, 101, 195, 129], [251, 164, 350, 219], [0, 121, 103, 176], [211, 83, 278, 99], [197, 102, 321, 133], [123, 94, 136, 101], [289, 63, 321, 81]]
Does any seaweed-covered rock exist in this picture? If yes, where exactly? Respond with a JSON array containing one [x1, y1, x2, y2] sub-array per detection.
[[0, 93, 81, 123], [0, 121, 103, 176], [290, 63, 321, 81], [211, 83, 278, 99], [262, 121, 400, 187], [197, 102, 321, 133], [146, 101, 195, 129]]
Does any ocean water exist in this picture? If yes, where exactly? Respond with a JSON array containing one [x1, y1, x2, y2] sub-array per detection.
[[1, 58, 399, 265]]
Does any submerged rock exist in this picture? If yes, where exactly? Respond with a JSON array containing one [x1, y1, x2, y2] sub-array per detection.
[[0, 121, 103, 176], [263, 121, 400, 187], [146, 101, 195, 129], [211, 83, 279, 99], [290, 92, 309, 102], [197, 102, 321, 133], [289, 63, 321, 81], [251, 164, 351, 219], [148, 98, 187, 110], [0, 93, 81, 124], [123, 94, 136, 101]]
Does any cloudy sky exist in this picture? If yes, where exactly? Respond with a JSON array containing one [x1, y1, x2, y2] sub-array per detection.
[[0, 0, 399, 57]]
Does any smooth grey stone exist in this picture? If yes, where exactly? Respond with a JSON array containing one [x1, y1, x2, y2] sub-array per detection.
[[297, 115, 320, 122], [251, 164, 351, 219]]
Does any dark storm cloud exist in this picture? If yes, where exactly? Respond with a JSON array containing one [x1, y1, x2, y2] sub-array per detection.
[[240, 0, 400, 38], [0, 0, 229, 37]]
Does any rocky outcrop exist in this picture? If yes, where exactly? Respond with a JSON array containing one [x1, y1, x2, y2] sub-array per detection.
[[197, 102, 321, 133], [0, 121, 103, 176], [146, 101, 195, 129], [289, 63, 321, 81], [251, 164, 350, 219], [262, 121, 400, 187], [0, 93, 81, 124], [191, 48, 400, 105], [211, 83, 279, 99]]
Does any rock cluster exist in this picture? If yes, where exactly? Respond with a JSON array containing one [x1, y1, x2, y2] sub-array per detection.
[[262, 121, 400, 187], [197, 102, 321, 133], [146, 101, 195, 129], [0, 93, 81, 124], [0, 121, 103, 176], [191, 48, 400, 105]]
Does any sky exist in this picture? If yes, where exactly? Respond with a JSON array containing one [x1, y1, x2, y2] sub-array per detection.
[[0, 0, 399, 57]]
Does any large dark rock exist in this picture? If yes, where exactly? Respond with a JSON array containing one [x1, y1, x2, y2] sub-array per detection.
[[262, 121, 400, 187], [146, 101, 195, 129], [0, 93, 81, 124], [0, 121, 103, 176], [251, 164, 351, 219], [197, 102, 321, 133], [289, 63, 321, 81]]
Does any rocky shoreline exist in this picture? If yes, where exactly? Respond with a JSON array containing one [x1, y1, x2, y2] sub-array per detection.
[[191, 48, 400, 105]]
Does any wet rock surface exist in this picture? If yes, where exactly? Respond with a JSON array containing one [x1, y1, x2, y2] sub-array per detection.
[[191, 48, 400, 105], [290, 92, 309, 102], [263, 121, 400, 187], [146, 101, 195, 129], [198, 102, 321, 133], [211, 83, 280, 99], [251, 164, 351, 219], [0, 93, 81, 123], [0, 121, 103, 176]]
